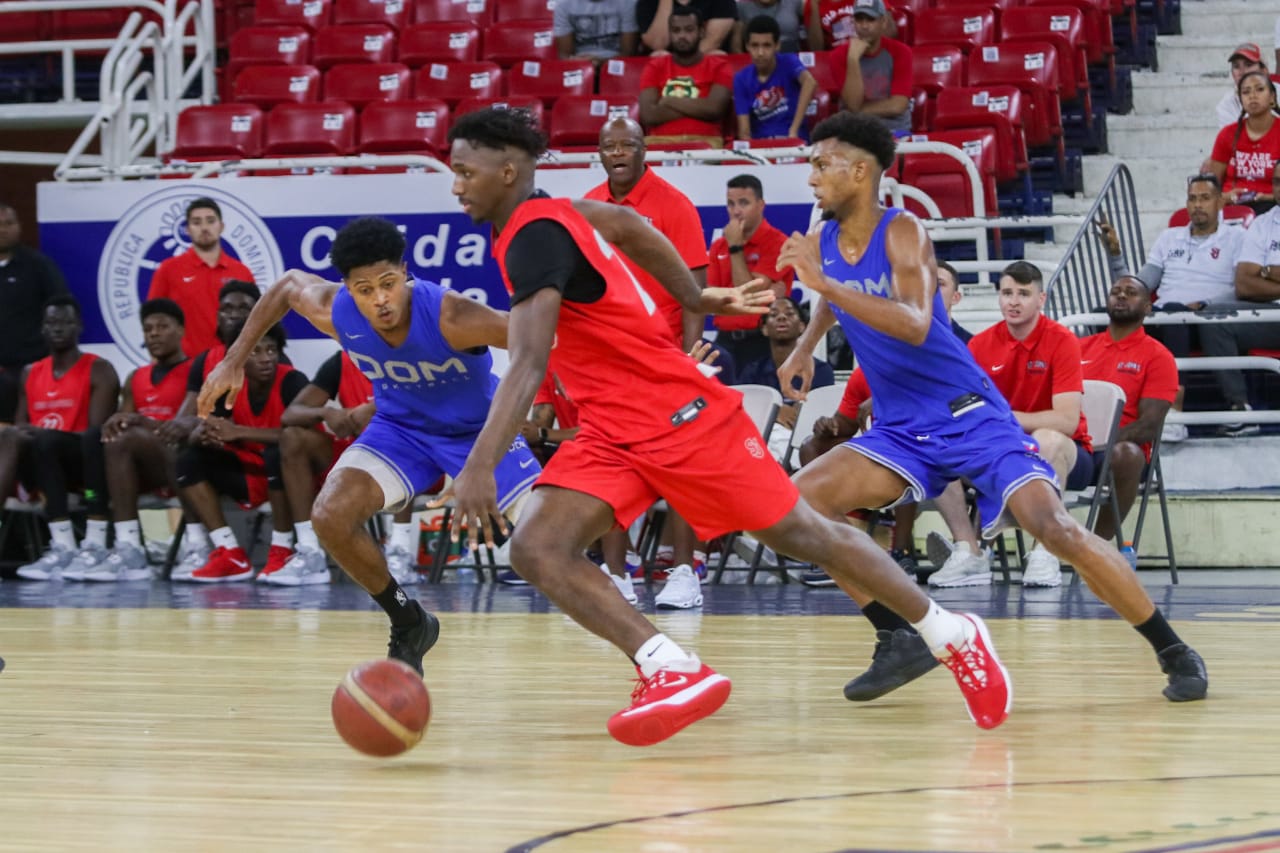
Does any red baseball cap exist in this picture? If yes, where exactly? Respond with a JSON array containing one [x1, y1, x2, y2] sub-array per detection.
[[1230, 43, 1262, 64]]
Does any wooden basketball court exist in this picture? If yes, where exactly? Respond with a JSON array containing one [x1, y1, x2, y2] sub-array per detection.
[[0, 582, 1277, 852]]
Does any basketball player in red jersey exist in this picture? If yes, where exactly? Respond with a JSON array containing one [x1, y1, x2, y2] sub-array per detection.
[[441, 107, 1012, 744], [3, 295, 120, 580]]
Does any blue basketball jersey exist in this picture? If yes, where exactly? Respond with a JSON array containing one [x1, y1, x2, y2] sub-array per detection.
[[331, 278, 498, 437], [819, 209, 1010, 432]]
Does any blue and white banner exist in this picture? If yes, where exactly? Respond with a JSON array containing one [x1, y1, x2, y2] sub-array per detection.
[[38, 165, 818, 377]]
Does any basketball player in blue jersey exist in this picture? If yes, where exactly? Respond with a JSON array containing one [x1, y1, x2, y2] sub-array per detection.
[[197, 217, 541, 674], [777, 112, 1208, 704]]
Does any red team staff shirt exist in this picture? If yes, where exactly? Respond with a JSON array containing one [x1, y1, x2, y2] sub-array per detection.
[[967, 314, 1093, 451], [584, 167, 710, 344], [25, 353, 98, 432], [146, 248, 254, 357], [639, 54, 735, 138], [1079, 327, 1178, 462], [707, 220, 795, 332]]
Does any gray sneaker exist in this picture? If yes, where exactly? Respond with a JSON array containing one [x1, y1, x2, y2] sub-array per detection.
[[169, 543, 212, 582], [63, 542, 110, 581], [83, 542, 152, 582], [927, 542, 993, 588], [262, 545, 331, 586], [655, 564, 703, 609], [385, 545, 421, 586], [16, 544, 77, 580]]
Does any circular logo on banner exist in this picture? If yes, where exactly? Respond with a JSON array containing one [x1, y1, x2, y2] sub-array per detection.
[[97, 186, 283, 365]]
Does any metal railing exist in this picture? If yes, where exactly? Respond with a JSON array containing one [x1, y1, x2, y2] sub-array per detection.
[[1045, 161, 1143, 319]]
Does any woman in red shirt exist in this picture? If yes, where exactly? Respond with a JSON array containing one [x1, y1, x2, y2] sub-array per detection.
[[1209, 69, 1280, 213]]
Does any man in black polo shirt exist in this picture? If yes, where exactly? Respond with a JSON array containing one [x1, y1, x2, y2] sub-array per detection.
[[0, 202, 68, 423]]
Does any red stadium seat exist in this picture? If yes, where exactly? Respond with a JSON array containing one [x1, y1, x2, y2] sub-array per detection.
[[804, 88, 836, 133], [355, 98, 450, 169], [413, 60, 503, 106], [482, 19, 556, 65], [891, 7, 912, 45], [548, 96, 638, 147], [800, 50, 842, 96], [493, 0, 554, 22], [933, 85, 1028, 181], [312, 24, 398, 68], [507, 59, 596, 106], [50, 9, 129, 39], [911, 9, 996, 54], [324, 62, 412, 108], [0, 13, 45, 42], [1169, 205, 1255, 229], [168, 104, 265, 161], [227, 26, 313, 81], [333, 0, 409, 30], [454, 96, 545, 129], [911, 89, 930, 133], [968, 42, 1063, 152], [263, 101, 358, 155], [410, 0, 492, 26], [596, 55, 649, 98], [898, 128, 1000, 219], [233, 63, 322, 108], [1025, 0, 1113, 65], [397, 21, 480, 65], [911, 44, 965, 96], [1001, 6, 1089, 104], [254, 0, 333, 31]]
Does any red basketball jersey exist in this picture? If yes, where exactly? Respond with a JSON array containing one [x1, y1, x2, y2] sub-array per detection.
[[131, 359, 193, 421], [25, 353, 98, 432], [201, 343, 228, 380], [493, 197, 740, 447], [229, 364, 295, 473], [336, 352, 374, 409]]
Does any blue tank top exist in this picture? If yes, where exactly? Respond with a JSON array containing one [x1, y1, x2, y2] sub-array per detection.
[[820, 209, 1010, 432], [331, 278, 498, 436]]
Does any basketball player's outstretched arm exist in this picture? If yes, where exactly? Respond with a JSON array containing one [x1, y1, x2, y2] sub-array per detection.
[[779, 213, 937, 345], [197, 270, 341, 418]]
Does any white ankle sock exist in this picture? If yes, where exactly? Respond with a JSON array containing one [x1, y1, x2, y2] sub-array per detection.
[[114, 520, 142, 547], [294, 520, 319, 551], [271, 529, 294, 549], [49, 519, 76, 550], [390, 522, 415, 554], [210, 526, 238, 550], [635, 633, 697, 679], [186, 523, 210, 548], [911, 600, 969, 657], [84, 519, 109, 548]]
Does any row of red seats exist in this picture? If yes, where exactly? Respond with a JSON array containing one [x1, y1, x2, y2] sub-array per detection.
[[0, 9, 144, 43], [230, 0, 552, 34]]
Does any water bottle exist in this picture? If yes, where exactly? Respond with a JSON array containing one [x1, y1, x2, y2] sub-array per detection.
[[1120, 543, 1137, 570]]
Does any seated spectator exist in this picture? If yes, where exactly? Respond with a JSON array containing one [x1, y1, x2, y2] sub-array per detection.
[[554, 0, 638, 61], [734, 15, 818, 143], [804, 0, 855, 50], [708, 174, 796, 367], [73, 299, 194, 581], [0, 201, 67, 424], [638, 0, 737, 55], [736, 0, 804, 54], [5, 295, 120, 580], [1215, 44, 1270, 129], [964, 261, 1093, 589], [638, 7, 734, 145], [175, 323, 304, 583], [1079, 276, 1178, 553], [829, 0, 913, 136], [1207, 70, 1280, 214]]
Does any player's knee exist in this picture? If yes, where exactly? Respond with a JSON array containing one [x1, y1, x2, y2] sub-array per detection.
[[279, 424, 311, 454], [1110, 442, 1144, 476], [310, 495, 357, 543]]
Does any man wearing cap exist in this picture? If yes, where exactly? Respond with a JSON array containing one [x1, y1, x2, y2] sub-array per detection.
[[1216, 43, 1270, 128], [827, 0, 913, 135]]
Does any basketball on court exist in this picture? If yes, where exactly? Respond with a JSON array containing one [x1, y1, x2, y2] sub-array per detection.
[[331, 659, 431, 757]]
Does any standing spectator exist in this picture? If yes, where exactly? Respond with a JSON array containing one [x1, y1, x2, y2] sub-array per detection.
[[829, 0, 913, 135], [736, 0, 804, 53], [0, 202, 67, 424], [804, 0, 855, 50], [638, 7, 734, 144], [734, 15, 818, 142], [1215, 44, 1269, 129], [146, 197, 255, 356], [708, 174, 795, 367], [1207, 70, 1280, 214], [637, 0, 737, 55], [554, 0, 638, 61]]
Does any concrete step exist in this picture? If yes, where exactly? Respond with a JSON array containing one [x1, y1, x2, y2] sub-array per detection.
[[1104, 113, 1220, 159], [1179, 1, 1278, 43], [1129, 70, 1232, 117], [1153, 36, 1272, 75]]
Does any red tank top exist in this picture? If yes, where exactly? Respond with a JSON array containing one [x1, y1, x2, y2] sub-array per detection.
[[201, 343, 227, 380], [25, 353, 98, 432], [493, 197, 740, 447], [228, 364, 294, 472], [131, 359, 192, 421], [336, 352, 374, 408]]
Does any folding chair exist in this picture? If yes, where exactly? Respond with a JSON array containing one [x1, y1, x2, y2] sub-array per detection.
[[1062, 379, 1125, 583], [1126, 427, 1178, 583], [780, 383, 845, 473]]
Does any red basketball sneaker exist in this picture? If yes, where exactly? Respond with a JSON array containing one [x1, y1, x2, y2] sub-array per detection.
[[607, 660, 731, 746], [258, 545, 294, 580], [940, 613, 1012, 730], [190, 546, 254, 583]]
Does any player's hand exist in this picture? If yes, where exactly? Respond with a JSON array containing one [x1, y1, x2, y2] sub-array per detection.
[[199, 416, 238, 446], [1093, 213, 1121, 257], [156, 414, 197, 446], [812, 415, 841, 438], [198, 361, 244, 419], [856, 398, 874, 432], [101, 412, 138, 442], [428, 464, 507, 551], [321, 407, 359, 439], [349, 402, 375, 435], [701, 277, 775, 316], [688, 340, 722, 375], [188, 420, 219, 448], [779, 232, 825, 290], [722, 218, 745, 248], [776, 348, 814, 402], [775, 403, 799, 430]]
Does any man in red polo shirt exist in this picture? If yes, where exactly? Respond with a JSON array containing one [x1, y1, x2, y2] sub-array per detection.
[[146, 197, 255, 356], [964, 260, 1092, 588], [638, 6, 733, 143], [829, 0, 913, 135], [1080, 275, 1178, 550], [707, 173, 794, 368]]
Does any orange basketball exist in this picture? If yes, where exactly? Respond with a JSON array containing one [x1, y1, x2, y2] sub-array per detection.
[[331, 659, 431, 757]]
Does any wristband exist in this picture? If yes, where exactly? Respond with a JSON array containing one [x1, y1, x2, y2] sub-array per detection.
[[727, 245, 744, 254]]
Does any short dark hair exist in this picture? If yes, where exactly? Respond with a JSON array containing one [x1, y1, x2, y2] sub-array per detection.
[[670, 5, 703, 26], [43, 293, 82, 321], [937, 260, 959, 283], [141, 297, 185, 326], [186, 196, 222, 222], [262, 322, 287, 351], [745, 14, 781, 41], [727, 173, 764, 199], [447, 106, 547, 159], [219, 278, 261, 303], [330, 216, 406, 277], [1187, 172, 1222, 193], [999, 260, 1044, 289], [810, 112, 896, 171]]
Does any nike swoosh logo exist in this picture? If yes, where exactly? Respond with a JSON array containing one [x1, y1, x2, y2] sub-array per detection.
[[182, 276, 196, 282], [519, 459, 536, 469], [990, 364, 1005, 372], [46, 390, 57, 396], [661, 674, 689, 688], [343, 333, 364, 339], [823, 258, 836, 265], [1081, 360, 1092, 364]]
